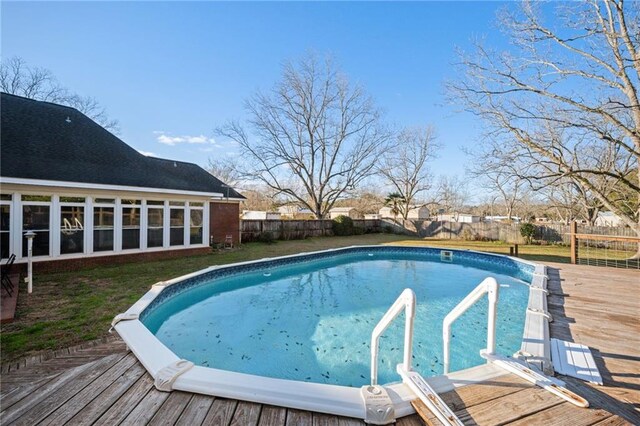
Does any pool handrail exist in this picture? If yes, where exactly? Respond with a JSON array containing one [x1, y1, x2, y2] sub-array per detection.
[[443, 277, 499, 374], [370, 288, 416, 386]]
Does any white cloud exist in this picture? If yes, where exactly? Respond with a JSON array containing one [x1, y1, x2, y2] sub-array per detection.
[[155, 131, 216, 146], [137, 150, 156, 157]]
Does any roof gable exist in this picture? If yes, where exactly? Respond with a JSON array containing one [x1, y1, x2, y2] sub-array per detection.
[[0, 93, 244, 198]]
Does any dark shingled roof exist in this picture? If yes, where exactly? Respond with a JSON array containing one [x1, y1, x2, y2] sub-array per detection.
[[0, 93, 244, 198]]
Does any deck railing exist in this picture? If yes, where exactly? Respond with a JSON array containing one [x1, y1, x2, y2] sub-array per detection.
[[569, 222, 640, 269]]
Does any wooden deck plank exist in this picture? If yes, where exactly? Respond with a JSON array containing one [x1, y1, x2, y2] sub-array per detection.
[[146, 391, 193, 426], [312, 412, 341, 426], [119, 387, 170, 425], [230, 400, 262, 426], [38, 353, 139, 426], [591, 415, 633, 425], [175, 393, 215, 426], [336, 417, 365, 426], [458, 386, 562, 425], [201, 397, 238, 425], [286, 408, 313, 426], [506, 402, 612, 426], [67, 363, 147, 425], [0, 376, 56, 410], [258, 405, 287, 426], [396, 415, 426, 426], [440, 374, 531, 411], [1, 353, 125, 424], [93, 372, 155, 425]]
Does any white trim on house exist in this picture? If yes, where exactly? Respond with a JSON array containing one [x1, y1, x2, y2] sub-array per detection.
[[1, 190, 211, 263], [0, 177, 224, 198]]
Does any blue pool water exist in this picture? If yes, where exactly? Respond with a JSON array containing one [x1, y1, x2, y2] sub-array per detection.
[[142, 250, 530, 387]]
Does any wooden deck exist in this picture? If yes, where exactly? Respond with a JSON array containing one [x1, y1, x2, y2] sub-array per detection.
[[1, 262, 638, 425]]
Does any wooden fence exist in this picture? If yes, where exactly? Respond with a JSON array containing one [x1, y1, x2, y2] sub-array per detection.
[[381, 219, 636, 245], [240, 219, 381, 242]]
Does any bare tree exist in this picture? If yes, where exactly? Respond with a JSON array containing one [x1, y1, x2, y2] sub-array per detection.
[[206, 157, 243, 189], [217, 54, 390, 219], [378, 126, 438, 219], [466, 142, 527, 220], [0, 56, 119, 132], [449, 0, 639, 249], [435, 175, 471, 220]]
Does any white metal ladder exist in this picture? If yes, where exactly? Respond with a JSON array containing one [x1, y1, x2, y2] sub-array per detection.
[[443, 277, 589, 408], [366, 289, 464, 426]]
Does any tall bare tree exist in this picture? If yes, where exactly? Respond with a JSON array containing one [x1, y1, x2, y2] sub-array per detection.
[[0, 56, 119, 132], [465, 142, 527, 220], [450, 0, 639, 247], [217, 54, 390, 219], [378, 126, 438, 219], [435, 175, 470, 220]]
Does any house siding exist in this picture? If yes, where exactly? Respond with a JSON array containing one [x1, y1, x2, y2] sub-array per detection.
[[210, 201, 240, 245]]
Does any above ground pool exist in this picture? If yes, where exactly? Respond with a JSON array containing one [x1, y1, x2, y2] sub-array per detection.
[[114, 245, 551, 419]]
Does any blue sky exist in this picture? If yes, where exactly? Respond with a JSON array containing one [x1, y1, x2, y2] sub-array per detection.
[[2, 1, 513, 180]]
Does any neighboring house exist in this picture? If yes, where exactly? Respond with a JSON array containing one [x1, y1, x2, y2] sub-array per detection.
[[379, 205, 430, 220], [277, 204, 300, 218], [594, 211, 625, 227], [0, 93, 244, 268], [485, 215, 521, 223], [329, 207, 363, 220], [242, 211, 281, 220], [437, 213, 481, 223], [364, 214, 380, 220]]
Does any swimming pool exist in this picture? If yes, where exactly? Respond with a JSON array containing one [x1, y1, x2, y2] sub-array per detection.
[[113, 246, 551, 419]]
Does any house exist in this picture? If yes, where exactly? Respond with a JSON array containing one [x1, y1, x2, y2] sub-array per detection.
[[437, 213, 481, 223], [594, 211, 625, 227], [379, 205, 430, 220], [328, 207, 363, 220], [277, 204, 299, 218], [364, 214, 380, 220], [242, 211, 281, 220], [485, 215, 521, 223], [0, 93, 244, 269]]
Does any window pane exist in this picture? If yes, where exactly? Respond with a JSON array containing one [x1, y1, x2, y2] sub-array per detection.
[[190, 202, 204, 207], [170, 209, 184, 246], [147, 200, 164, 206], [22, 195, 51, 202], [0, 194, 12, 201], [1, 205, 10, 258], [22, 205, 50, 257], [60, 196, 85, 203], [22, 232, 50, 257], [23, 205, 50, 230], [94, 207, 114, 251], [169, 201, 184, 206], [122, 207, 141, 250], [1, 205, 10, 232], [147, 208, 163, 247], [61, 206, 84, 254], [190, 209, 203, 227], [122, 199, 141, 206], [94, 198, 115, 204], [170, 209, 184, 226], [190, 227, 203, 245]]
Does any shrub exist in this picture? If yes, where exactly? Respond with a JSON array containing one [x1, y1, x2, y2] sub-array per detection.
[[520, 223, 536, 244], [332, 215, 355, 236], [384, 225, 394, 234], [258, 231, 275, 244]]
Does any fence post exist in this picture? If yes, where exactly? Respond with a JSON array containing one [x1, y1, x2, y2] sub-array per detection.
[[570, 221, 578, 264]]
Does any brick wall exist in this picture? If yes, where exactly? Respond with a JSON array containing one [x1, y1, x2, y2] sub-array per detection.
[[210, 201, 240, 245], [8, 246, 212, 274]]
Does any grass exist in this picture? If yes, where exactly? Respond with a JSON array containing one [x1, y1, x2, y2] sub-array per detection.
[[0, 233, 577, 362]]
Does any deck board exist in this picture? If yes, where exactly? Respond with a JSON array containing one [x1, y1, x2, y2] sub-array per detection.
[[0, 262, 638, 425]]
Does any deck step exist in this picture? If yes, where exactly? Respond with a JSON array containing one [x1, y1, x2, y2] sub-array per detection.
[[551, 338, 603, 385]]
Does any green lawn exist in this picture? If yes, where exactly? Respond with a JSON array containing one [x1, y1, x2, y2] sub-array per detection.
[[1, 234, 573, 363]]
